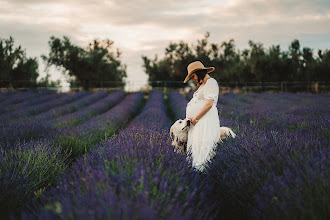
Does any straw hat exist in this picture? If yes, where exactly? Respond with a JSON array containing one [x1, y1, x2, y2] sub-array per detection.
[[183, 61, 215, 83]]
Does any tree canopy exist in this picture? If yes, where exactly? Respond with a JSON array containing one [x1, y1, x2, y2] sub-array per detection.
[[142, 32, 330, 88], [42, 36, 127, 90], [0, 37, 39, 88]]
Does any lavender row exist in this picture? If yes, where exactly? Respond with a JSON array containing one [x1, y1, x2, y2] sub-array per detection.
[[168, 91, 188, 120], [50, 91, 125, 128], [0, 90, 16, 102], [23, 90, 105, 123], [0, 91, 107, 144], [0, 90, 37, 106], [0, 91, 88, 122], [0, 92, 83, 123], [0, 92, 140, 151], [0, 90, 60, 114], [126, 91, 172, 132], [0, 90, 52, 114], [224, 92, 330, 132], [1, 92, 145, 218], [0, 140, 69, 217], [217, 92, 327, 121], [169, 91, 329, 218], [24, 91, 216, 219], [53, 92, 144, 158], [206, 91, 330, 135], [205, 120, 329, 219]]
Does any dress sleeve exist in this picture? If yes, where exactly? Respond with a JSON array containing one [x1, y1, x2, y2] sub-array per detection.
[[204, 79, 219, 102]]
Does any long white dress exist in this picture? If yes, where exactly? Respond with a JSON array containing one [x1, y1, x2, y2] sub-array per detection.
[[186, 77, 220, 171]]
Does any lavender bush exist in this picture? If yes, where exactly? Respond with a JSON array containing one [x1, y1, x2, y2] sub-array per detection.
[[51, 91, 125, 128], [167, 91, 329, 219], [22, 91, 217, 219], [205, 121, 329, 219], [0, 90, 59, 114], [0, 91, 89, 123], [0, 91, 107, 145], [0, 140, 69, 217], [0, 91, 41, 106], [0, 90, 15, 102], [0, 93, 66, 123], [0, 90, 328, 219], [168, 91, 188, 120], [33, 90, 106, 121], [53, 92, 144, 158], [0, 90, 53, 114], [1, 92, 143, 218]]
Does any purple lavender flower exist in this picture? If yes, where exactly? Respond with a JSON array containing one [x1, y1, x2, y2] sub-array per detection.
[[22, 91, 215, 219]]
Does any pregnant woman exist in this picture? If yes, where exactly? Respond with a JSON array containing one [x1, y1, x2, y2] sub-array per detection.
[[184, 61, 220, 171]]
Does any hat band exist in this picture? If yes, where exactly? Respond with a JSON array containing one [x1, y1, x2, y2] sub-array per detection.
[[189, 67, 213, 75]]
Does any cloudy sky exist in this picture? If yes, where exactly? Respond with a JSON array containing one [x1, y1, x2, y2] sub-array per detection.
[[1, 0, 329, 91]]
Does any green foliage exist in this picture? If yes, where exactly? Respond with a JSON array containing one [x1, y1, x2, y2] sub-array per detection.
[[55, 126, 116, 159], [315, 49, 330, 81], [0, 141, 69, 216], [42, 36, 127, 90], [0, 36, 39, 88], [56, 134, 93, 159], [142, 33, 330, 87]]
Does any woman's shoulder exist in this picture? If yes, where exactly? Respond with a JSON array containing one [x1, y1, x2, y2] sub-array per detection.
[[208, 77, 217, 83], [206, 77, 218, 86]]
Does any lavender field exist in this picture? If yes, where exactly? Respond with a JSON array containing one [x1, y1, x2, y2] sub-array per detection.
[[0, 90, 329, 219]]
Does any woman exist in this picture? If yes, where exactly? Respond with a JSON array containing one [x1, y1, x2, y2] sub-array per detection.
[[184, 61, 220, 171]]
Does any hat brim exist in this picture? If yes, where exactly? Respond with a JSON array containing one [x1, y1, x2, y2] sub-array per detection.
[[183, 67, 215, 83]]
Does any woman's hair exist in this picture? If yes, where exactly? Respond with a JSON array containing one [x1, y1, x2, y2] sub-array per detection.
[[193, 69, 208, 84]]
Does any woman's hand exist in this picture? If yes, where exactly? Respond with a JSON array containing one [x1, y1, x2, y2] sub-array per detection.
[[187, 117, 198, 126], [187, 99, 214, 126]]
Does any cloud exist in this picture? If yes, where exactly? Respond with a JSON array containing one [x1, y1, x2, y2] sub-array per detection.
[[0, 0, 329, 90]]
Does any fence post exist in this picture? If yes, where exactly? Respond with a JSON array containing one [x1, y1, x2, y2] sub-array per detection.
[[163, 81, 167, 94]]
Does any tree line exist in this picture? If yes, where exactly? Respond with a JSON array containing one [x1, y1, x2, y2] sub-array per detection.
[[1, 33, 329, 91], [0, 37, 40, 89], [142, 32, 330, 88], [0, 36, 126, 90]]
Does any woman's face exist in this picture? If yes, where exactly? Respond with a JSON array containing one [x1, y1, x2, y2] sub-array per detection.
[[191, 73, 198, 84]]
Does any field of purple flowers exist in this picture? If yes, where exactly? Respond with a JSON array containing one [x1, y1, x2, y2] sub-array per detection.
[[0, 90, 329, 219]]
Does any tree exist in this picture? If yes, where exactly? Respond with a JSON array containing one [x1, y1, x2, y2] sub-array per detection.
[[248, 40, 268, 89], [266, 45, 285, 82], [218, 39, 241, 83], [143, 40, 196, 87], [288, 39, 302, 80], [42, 36, 126, 90], [239, 49, 254, 82], [143, 33, 248, 87], [301, 47, 316, 81], [142, 33, 330, 90], [143, 33, 218, 88], [315, 49, 330, 81], [0, 37, 39, 88]]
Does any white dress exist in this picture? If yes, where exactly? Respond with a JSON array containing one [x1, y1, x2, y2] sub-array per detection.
[[186, 77, 220, 171]]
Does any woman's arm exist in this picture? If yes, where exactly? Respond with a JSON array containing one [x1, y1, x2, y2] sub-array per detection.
[[188, 99, 214, 125]]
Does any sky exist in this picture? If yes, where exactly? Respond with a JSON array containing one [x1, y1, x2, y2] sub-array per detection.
[[1, 0, 329, 91]]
